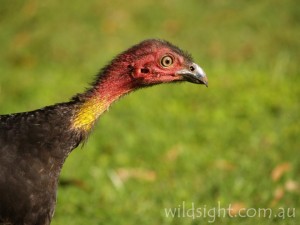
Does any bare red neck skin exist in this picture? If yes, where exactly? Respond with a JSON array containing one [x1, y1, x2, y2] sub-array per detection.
[[71, 53, 141, 132], [71, 39, 196, 132]]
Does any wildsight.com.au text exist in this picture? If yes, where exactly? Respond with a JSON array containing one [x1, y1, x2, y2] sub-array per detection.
[[164, 201, 296, 223]]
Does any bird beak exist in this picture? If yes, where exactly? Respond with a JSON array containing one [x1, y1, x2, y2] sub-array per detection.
[[176, 63, 208, 87]]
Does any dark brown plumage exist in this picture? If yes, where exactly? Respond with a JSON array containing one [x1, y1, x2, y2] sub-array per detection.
[[0, 39, 207, 225]]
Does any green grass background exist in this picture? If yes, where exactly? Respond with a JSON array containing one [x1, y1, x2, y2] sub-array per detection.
[[0, 0, 299, 224]]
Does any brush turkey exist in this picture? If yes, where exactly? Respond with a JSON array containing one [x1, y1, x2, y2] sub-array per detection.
[[0, 39, 207, 225]]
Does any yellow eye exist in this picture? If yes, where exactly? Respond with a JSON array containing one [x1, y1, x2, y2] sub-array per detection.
[[160, 55, 174, 67]]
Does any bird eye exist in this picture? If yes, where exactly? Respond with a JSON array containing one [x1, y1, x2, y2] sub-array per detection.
[[160, 55, 174, 67]]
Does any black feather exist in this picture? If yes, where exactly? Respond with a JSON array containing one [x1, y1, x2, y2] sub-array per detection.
[[0, 102, 84, 224]]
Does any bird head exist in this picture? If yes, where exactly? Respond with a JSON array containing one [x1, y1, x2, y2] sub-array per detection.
[[74, 39, 208, 131], [106, 39, 208, 88]]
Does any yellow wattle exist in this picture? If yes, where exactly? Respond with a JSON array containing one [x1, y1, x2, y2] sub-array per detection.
[[72, 97, 108, 131]]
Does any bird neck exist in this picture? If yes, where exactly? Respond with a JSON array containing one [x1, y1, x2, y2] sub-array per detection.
[[71, 68, 137, 132]]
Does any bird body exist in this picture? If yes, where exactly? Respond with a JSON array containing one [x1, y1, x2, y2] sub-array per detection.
[[0, 39, 207, 225]]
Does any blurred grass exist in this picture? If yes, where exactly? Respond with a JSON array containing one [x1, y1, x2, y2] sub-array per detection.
[[0, 0, 299, 224]]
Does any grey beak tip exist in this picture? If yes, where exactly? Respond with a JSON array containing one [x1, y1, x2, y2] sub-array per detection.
[[176, 63, 208, 86]]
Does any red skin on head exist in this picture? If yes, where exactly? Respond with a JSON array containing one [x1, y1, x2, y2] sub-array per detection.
[[130, 47, 187, 84], [92, 40, 194, 103]]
